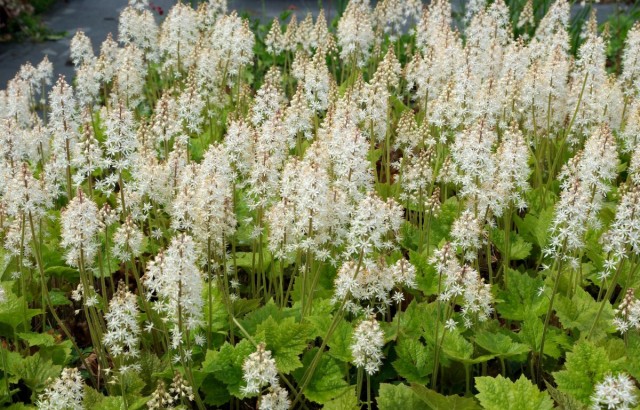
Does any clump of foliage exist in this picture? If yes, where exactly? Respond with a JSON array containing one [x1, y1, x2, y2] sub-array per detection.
[[0, 0, 59, 41], [1, 0, 640, 409]]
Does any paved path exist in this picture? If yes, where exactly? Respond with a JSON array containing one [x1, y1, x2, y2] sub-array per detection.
[[0, 0, 623, 89]]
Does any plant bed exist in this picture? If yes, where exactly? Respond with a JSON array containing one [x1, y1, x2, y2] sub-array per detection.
[[1, 0, 640, 409]]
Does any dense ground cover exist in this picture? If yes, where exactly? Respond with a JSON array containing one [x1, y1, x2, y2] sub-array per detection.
[[1, 0, 640, 408]]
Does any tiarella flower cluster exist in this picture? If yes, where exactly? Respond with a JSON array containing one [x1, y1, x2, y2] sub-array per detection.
[[36, 368, 84, 410], [103, 282, 141, 364], [351, 316, 385, 375], [344, 192, 403, 257], [430, 243, 494, 327], [143, 234, 204, 349], [192, 144, 236, 255], [158, 3, 199, 75], [333, 258, 416, 314], [241, 343, 290, 409], [71, 119, 104, 186], [241, 343, 279, 395], [112, 216, 144, 262], [258, 384, 291, 410], [451, 120, 498, 216], [398, 147, 436, 208], [169, 372, 195, 403], [337, 0, 374, 67], [373, 0, 422, 41], [266, 149, 333, 261], [362, 49, 401, 142], [147, 381, 174, 410], [613, 289, 640, 334], [599, 185, 640, 280], [60, 190, 100, 267], [450, 210, 483, 261], [546, 125, 618, 263], [3, 163, 50, 220], [591, 373, 638, 410]]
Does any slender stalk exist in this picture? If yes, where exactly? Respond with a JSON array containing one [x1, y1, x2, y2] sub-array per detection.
[[27, 211, 96, 386], [0, 345, 10, 395], [547, 72, 589, 187], [536, 240, 567, 381], [355, 367, 364, 406], [502, 206, 513, 285], [464, 364, 471, 396], [587, 260, 632, 339], [292, 251, 365, 407], [207, 238, 213, 350], [366, 373, 372, 410]]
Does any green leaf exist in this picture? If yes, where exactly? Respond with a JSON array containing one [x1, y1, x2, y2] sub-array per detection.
[[603, 338, 627, 365], [490, 230, 532, 261], [2, 347, 22, 383], [429, 197, 460, 247], [235, 251, 272, 274], [397, 300, 426, 340], [322, 388, 359, 410], [38, 340, 73, 366], [293, 348, 350, 405], [93, 396, 126, 410], [203, 286, 229, 336], [411, 384, 480, 409], [544, 382, 586, 410], [515, 205, 554, 249], [43, 32, 66, 41], [232, 297, 262, 318], [474, 331, 530, 359], [555, 286, 614, 340], [83, 386, 106, 408], [137, 351, 167, 393], [5, 404, 35, 410], [0, 379, 19, 405], [625, 333, 640, 380], [509, 237, 533, 260], [411, 250, 439, 296], [201, 339, 255, 398], [377, 383, 425, 410], [234, 191, 255, 246], [496, 269, 547, 321], [127, 396, 149, 410], [201, 374, 231, 406], [0, 244, 8, 270], [326, 320, 353, 363], [440, 329, 473, 362], [421, 303, 475, 365], [17, 332, 55, 347], [48, 290, 72, 306], [255, 316, 313, 373], [392, 338, 433, 384], [239, 299, 295, 335], [9, 353, 61, 398], [368, 147, 383, 164], [553, 341, 611, 404], [517, 314, 568, 359], [0, 290, 41, 330], [110, 371, 146, 405], [17, 332, 55, 346], [44, 265, 79, 280], [475, 375, 553, 410]]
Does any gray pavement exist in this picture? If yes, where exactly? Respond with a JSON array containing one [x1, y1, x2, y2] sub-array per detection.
[[0, 0, 625, 89]]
